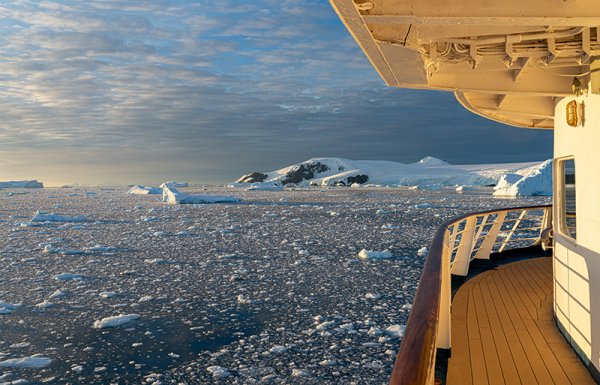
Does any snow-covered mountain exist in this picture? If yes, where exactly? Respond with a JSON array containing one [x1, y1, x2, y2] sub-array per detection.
[[235, 157, 545, 189]]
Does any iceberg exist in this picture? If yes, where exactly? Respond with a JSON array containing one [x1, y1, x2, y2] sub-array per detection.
[[0, 180, 43, 188], [161, 182, 240, 205], [127, 185, 161, 195], [493, 160, 552, 197]]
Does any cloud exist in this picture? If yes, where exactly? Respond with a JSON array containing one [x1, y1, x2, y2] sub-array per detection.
[[0, 0, 552, 185]]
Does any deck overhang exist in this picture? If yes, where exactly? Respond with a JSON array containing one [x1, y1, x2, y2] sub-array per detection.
[[330, 0, 600, 129]]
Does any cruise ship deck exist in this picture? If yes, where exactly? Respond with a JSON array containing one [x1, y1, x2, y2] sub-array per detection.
[[386, 205, 598, 385], [447, 257, 594, 385], [328, 2, 600, 383]]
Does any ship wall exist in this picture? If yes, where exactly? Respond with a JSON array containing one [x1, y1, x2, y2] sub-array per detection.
[[554, 94, 600, 376]]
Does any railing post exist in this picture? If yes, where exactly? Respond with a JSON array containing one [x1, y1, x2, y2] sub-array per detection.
[[437, 231, 451, 349], [474, 211, 507, 259], [542, 206, 553, 231], [450, 217, 476, 276]]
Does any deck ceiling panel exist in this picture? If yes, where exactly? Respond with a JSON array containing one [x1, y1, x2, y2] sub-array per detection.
[[367, 0, 600, 18], [331, 0, 600, 129]]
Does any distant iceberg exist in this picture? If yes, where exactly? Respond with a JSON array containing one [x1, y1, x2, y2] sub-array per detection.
[[31, 211, 87, 222], [160, 181, 188, 188], [229, 181, 284, 191], [493, 160, 552, 197], [161, 182, 240, 205], [127, 185, 161, 195], [0, 180, 43, 188]]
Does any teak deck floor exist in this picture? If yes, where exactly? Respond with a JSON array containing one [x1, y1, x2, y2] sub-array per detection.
[[446, 257, 595, 385]]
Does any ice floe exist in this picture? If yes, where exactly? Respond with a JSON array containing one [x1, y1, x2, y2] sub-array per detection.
[[0, 301, 21, 314], [207, 365, 230, 379], [92, 314, 141, 329], [0, 356, 52, 369], [53, 273, 84, 281], [417, 246, 429, 257], [357, 249, 393, 260], [31, 211, 86, 222]]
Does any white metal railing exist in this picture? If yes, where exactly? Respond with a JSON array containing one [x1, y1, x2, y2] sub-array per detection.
[[390, 205, 552, 385]]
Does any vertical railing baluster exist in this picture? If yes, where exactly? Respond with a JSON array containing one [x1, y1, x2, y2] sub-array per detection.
[[474, 211, 507, 259], [450, 216, 476, 276]]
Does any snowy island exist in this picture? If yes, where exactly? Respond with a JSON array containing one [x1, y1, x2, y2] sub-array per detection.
[[234, 157, 552, 197]]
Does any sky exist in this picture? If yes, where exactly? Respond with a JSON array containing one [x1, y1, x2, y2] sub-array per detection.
[[0, 0, 553, 186]]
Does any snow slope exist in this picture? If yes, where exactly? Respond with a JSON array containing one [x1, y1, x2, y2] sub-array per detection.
[[235, 157, 544, 189]]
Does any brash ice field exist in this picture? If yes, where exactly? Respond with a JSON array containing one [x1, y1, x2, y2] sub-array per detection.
[[0, 186, 549, 384]]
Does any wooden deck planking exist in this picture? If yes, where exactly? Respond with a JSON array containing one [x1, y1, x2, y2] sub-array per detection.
[[447, 257, 595, 385]]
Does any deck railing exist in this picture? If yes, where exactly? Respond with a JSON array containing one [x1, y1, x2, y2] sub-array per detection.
[[389, 205, 552, 385]]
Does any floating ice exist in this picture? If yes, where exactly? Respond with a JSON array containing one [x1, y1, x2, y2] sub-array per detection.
[[92, 314, 140, 329], [385, 324, 406, 338], [160, 181, 188, 188], [31, 211, 86, 222], [0, 180, 43, 188], [43, 245, 84, 255], [236, 294, 252, 304], [0, 301, 21, 314], [36, 300, 55, 309], [53, 273, 83, 281], [0, 301, 21, 310], [269, 345, 289, 354], [417, 246, 429, 257], [243, 182, 284, 191], [291, 369, 311, 377], [357, 249, 393, 260], [0, 356, 52, 369], [161, 182, 240, 205], [493, 159, 552, 197], [127, 185, 161, 195], [10, 342, 31, 348], [207, 366, 230, 379], [49, 290, 67, 299], [86, 245, 115, 252]]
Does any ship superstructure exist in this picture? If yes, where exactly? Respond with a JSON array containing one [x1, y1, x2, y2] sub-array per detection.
[[330, 1, 600, 384]]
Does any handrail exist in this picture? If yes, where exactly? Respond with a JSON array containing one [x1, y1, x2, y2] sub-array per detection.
[[389, 204, 552, 385]]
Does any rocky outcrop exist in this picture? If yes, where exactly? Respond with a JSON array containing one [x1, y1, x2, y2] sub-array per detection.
[[281, 162, 329, 185], [236, 172, 268, 183], [347, 174, 368, 185]]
